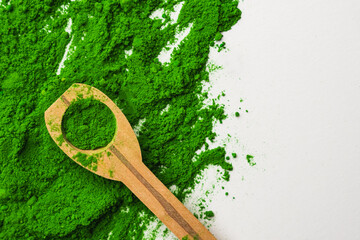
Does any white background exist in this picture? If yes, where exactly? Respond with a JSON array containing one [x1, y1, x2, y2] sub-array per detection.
[[205, 0, 360, 239]]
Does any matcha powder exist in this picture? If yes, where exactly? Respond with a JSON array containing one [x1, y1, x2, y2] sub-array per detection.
[[0, 0, 241, 239], [62, 98, 116, 150]]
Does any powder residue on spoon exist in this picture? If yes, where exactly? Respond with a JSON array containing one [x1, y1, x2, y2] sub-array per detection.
[[0, 0, 241, 239], [62, 98, 116, 150]]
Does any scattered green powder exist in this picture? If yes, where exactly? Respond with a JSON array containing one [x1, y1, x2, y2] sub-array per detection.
[[0, 0, 241, 239], [214, 32, 223, 41], [235, 111, 240, 117], [232, 152, 237, 158], [92, 164, 98, 172], [246, 154, 256, 166], [73, 152, 99, 171], [222, 171, 230, 181], [55, 134, 65, 147], [216, 42, 226, 52], [62, 98, 116, 150], [182, 235, 199, 240], [204, 210, 215, 219]]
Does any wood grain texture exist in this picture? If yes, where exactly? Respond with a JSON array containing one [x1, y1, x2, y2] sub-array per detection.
[[44, 83, 216, 240]]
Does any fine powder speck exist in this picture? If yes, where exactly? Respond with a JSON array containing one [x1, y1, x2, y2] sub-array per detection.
[[0, 0, 241, 239], [246, 154, 256, 166]]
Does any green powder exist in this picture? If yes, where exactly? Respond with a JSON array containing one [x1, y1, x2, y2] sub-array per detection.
[[0, 0, 241, 239], [204, 210, 215, 219], [62, 98, 116, 150], [246, 154, 256, 166], [214, 32, 223, 41]]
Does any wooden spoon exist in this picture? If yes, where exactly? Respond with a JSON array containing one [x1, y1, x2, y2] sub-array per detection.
[[44, 83, 216, 240]]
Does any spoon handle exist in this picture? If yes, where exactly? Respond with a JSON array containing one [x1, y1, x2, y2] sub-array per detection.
[[109, 146, 216, 240]]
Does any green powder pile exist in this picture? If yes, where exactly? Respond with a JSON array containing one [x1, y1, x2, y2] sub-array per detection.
[[62, 98, 116, 150], [0, 0, 241, 239]]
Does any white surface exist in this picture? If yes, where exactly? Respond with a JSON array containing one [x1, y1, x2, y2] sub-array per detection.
[[56, 18, 73, 75], [206, 1, 360, 239]]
